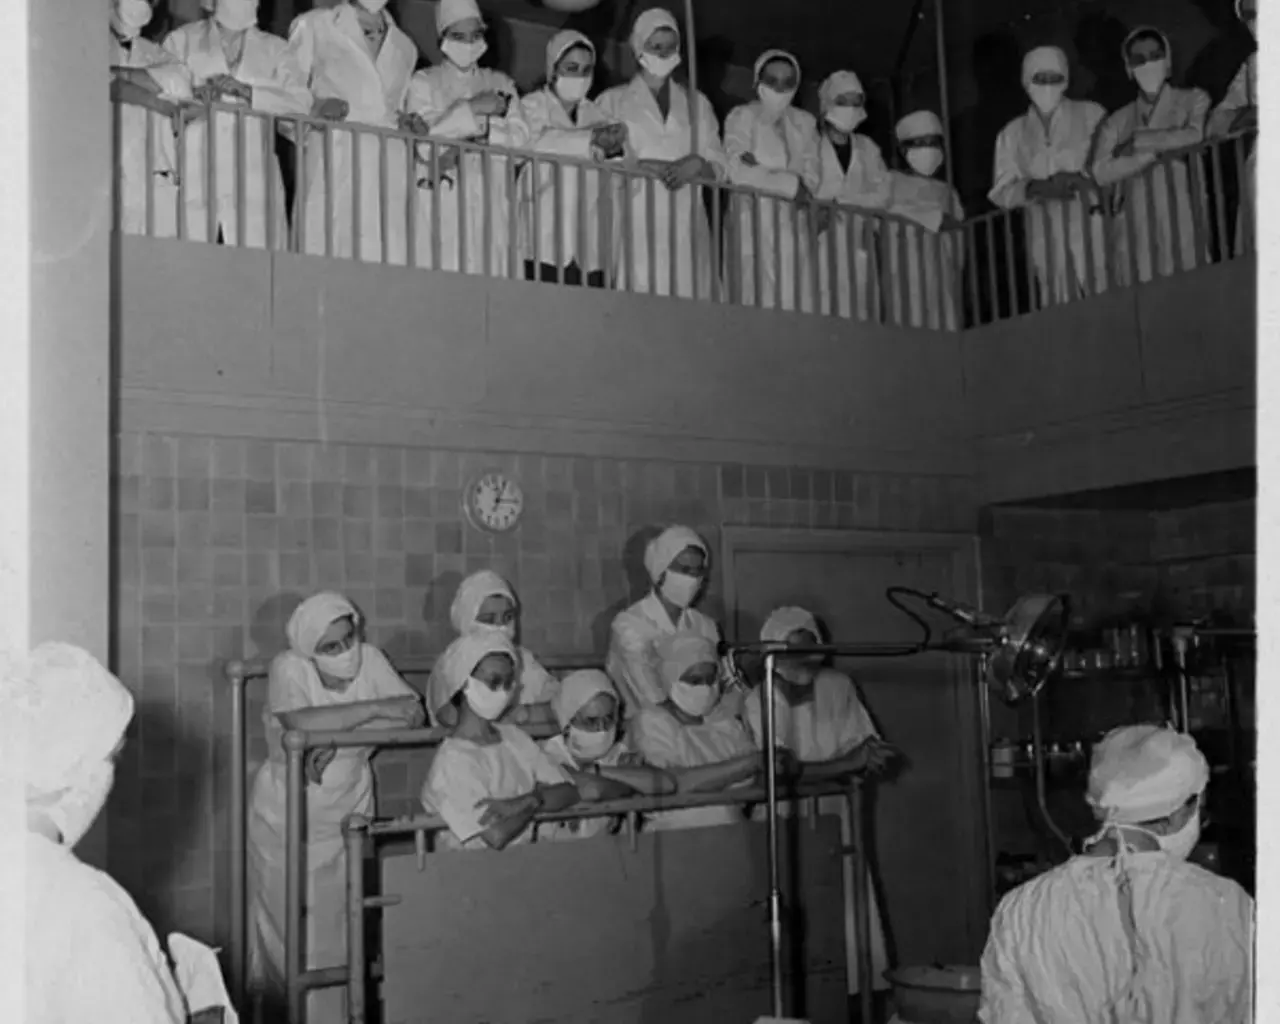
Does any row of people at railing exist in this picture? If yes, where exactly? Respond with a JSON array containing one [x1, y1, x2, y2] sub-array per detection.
[[245, 525, 901, 1021]]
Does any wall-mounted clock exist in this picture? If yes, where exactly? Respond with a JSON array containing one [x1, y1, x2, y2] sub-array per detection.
[[463, 470, 525, 533]]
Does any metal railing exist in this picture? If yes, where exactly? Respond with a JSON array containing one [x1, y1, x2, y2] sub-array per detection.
[[114, 97, 1255, 332]]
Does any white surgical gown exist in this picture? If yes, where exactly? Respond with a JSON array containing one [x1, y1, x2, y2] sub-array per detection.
[[743, 668, 891, 994], [606, 592, 722, 717], [164, 20, 311, 248], [1207, 55, 1256, 254], [112, 35, 194, 238], [885, 171, 965, 330], [25, 832, 187, 1024], [536, 734, 633, 841], [1091, 86, 1210, 284], [989, 99, 1109, 305], [285, 6, 416, 264], [979, 852, 1254, 1023], [246, 644, 416, 1024], [595, 76, 727, 299], [725, 101, 822, 312], [422, 724, 571, 850], [813, 132, 892, 320], [406, 62, 531, 276], [519, 88, 622, 274]]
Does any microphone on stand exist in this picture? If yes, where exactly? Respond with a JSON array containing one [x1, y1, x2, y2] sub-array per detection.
[[922, 593, 1000, 629]]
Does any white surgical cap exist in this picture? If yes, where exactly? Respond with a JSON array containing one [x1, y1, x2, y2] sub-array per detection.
[[436, 0, 484, 34], [428, 631, 518, 717], [896, 109, 943, 142], [286, 592, 358, 659], [1087, 725, 1209, 825], [819, 70, 863, 113], [754, 48, 800, 86], [552, 669, 617, 727], [1021, 46, 1069, 88], [547, 29, 595, 81], [1120, 26, 1172, 66], [450, 570, 516, 634], [3, 643, 135, 801], [761, 606, 821, 644], [657, 633, 718, 690], [630, 7, 679, 58], [643, 525, 708, 582]]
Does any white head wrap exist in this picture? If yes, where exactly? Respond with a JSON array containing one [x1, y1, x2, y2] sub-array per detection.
[[754, 48, 800, 86], [643, 525, 708, 583], [546, 28, 595, 80], [761, 606, 821, 644], [552, 669, 617, 728], [1120, 26, 1172, 66], [1021, 46, 1070, 88], [286, 592, 358, 659], [656, 633, 718, 691], [449, 570, 516, 634], [630, 7, 679, 58], [895, 109, 943, 141], [819, 70, 863, 113], [428, 632, 517, 718], [436, 0, 484, 34], [1087, 725, 1209, 824]]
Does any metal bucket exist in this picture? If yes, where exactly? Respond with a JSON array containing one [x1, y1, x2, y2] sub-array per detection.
[[885, 965, 981, 1024]]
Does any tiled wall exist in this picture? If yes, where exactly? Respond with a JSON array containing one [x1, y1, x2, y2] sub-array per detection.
[[109, 430, 976, 945]]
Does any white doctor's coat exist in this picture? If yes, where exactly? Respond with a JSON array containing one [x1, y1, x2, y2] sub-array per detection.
[[813, 131, 892, 320]]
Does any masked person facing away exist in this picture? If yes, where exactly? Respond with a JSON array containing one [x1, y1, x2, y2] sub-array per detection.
[[405, 0, 530, 275], [979, 725, 1253, 1024], [519, 30, 628, 287], [163, 0, 311, 248], [596, 7, 727, 299], [886, 110, 966, 330], [247, 592, 424, 1024], [606, 524, 722, 719], [1091, 27, 1210, 284], [990, 46, 1108, 306]]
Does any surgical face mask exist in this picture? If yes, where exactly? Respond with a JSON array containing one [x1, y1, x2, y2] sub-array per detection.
[[214, 0, 258, 32], [442, 38, 487, 70], [1132, 59, 1168, 96], [906, 146, 944, 177], [355, 0, 388, 12], [45, 761, 116, 850], [555, 75, 591, 104], [315, 644, 363, 682], [670, 679, 719, 719], [566, 724, 616, 763], [639, 52, 681, 80], [659, 570, 702, 609], [776, 659, 818, 687], [465, 677, 513, 721], [111, 0, 153, 41], [476, 621, 517, 643], [1157, 807, 1202, 861], [757, 84, 796, 114], [824, 106, 865, 134], [1027, 83, 1067, 116]]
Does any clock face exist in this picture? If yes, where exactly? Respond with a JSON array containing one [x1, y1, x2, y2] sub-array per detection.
[[465, 471, 524, 533]]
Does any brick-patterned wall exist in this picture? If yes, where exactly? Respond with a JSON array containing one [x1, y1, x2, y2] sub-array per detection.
[[110, 430, 976, 945]]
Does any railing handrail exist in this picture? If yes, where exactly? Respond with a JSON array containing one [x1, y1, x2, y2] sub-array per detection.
[[224, 651, 602, 686]]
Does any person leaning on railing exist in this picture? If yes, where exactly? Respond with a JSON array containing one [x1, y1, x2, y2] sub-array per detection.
[[1207, 0, 1257, 253]]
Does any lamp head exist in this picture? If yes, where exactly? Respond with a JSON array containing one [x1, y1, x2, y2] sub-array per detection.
[[985, 594, 1069, 704]]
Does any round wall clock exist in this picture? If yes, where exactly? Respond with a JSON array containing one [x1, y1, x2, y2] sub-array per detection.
[[463, 470, 525, 533]]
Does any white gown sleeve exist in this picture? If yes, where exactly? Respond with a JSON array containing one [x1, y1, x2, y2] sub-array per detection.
[[521, 92, 595, 159], [608, 613, 667, 709], [724, 104, 800, 198], [977, 893, 1034, 1023], [694, 89, 727, 181], [421, 745, 491, 844], [989, 119, 1030, 210], [247, 35, 313, 117]]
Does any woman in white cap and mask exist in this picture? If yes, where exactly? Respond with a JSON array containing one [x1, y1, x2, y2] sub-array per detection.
[[246, 591, 424, 1023], [742, 607, 899, 1014], [596, 7, 727, 300], [110, 0, 195, 238], [519, 30, 629, 288], [405, 0, 530, 276], [282, 0, 418, 265], [813, 70, 892, 321], [537, 669, 676, 841], [606, 523, 722, 718], [989, 46, 1107, 306], [886, 110, 965, 330], [431, 569, 559, 729], [12, 644, 187, 1023], [979, 725, 1253, 1023], [163, 0, 311, 248], [1091, 28, 1210, 285], [725, 49, 821, 312], [422, 632, 583, 850]]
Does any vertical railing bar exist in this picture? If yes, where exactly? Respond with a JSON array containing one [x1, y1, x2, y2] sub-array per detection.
[[351, 126, 362, 262], [379, 133, 389, 265]]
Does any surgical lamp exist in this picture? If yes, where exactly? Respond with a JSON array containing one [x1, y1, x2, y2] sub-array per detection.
[[723, 588, 1070, 1023]]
